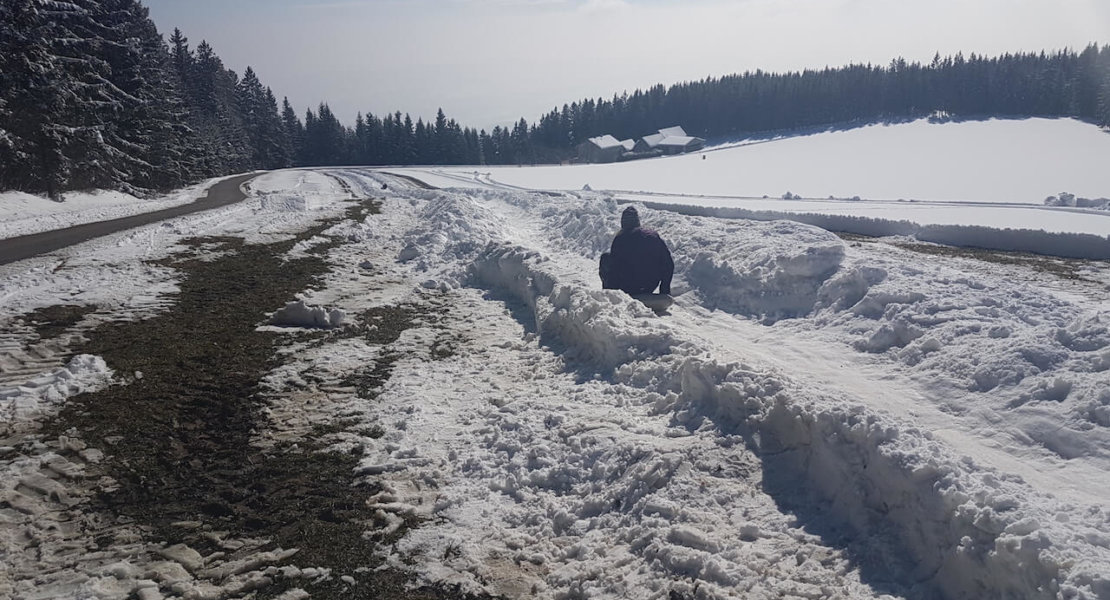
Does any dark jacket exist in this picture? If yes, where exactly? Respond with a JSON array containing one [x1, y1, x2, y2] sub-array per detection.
[[603, 227, 674, 295]]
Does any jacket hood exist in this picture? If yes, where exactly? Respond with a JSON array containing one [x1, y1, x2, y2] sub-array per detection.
[[621, 206, 641, 232]]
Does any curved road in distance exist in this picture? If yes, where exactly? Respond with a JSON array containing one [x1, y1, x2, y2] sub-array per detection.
[[0, 173, 259, 267]]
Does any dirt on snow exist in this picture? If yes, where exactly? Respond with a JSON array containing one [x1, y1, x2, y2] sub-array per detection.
[[27, 200, 490, 600]]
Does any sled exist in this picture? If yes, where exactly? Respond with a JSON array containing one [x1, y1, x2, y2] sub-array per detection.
[[632, 293, 674, 315]]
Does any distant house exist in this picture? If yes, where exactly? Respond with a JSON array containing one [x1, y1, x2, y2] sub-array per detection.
[[633, 126, 705, 154], [656, 135, 705, 155], [633, 133, 665, 153], [578, 126, 704, 163], [576, 135, 627, 164]]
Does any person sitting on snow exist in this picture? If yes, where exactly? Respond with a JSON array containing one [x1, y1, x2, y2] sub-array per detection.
[[599, 206, 674, 297]]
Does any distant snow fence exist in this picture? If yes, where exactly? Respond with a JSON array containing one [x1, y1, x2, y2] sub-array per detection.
[[638, 201, 1110, 260], [468, 242, 1108, 599]]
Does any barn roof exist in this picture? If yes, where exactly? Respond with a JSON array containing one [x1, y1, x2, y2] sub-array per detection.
[[657, 135, 699, 147], [586, 135, 623, 149]]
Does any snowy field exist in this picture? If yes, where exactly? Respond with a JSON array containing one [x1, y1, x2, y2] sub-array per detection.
[[2, 168, 1109, 598], [390, 117, 1110, 252]]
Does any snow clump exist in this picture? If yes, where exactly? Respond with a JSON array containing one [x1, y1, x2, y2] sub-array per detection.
[[0, 354, 113, 423], [267, 300, 345, 329]]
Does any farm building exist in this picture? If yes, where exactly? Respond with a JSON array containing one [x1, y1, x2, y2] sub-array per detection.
[[633, 133, 666, 153], [576, 135, 634, 163], [632, 126, 705, 154], [656, 135, 705, 155], [577, 126, 705, 163]]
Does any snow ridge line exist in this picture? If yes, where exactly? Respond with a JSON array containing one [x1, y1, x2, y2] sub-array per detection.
[[466, 237, 1108, 599]]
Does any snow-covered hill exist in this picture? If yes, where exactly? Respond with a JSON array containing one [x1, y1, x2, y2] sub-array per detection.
[[392, 117, 1110, 250], [3, 169, 1107, 598], [426, 117, 1110, 204]]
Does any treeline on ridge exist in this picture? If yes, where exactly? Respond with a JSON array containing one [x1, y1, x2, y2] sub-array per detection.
[[1, 0, 1108, 198]]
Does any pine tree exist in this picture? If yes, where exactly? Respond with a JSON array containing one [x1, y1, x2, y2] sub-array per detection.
[[413, 119, 432, 164], [0, 0, 170, 196], [281, 97, 305, 165], [0, 0, 47, 192], [511, 118, 531, 165], [446, 120, 468, 164], [89, 0, 197, 192], [237, 67, 265, 163], [262, 88, 292, 168], [0, 0, 94, 196], [236, 68, 289, 169], [1097, 45, 1110, 126], [131, 6, 197, 189], [1, 3, 297, 194], [477, 129, 490, 166], [303, 103, 347, 166], [188, 40, 251, 175], [401, 113, 415, 164], [362, 113, 384, 165], [433, 108, 448, 163]]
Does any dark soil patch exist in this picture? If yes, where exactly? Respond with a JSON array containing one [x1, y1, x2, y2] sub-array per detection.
[[358, 305, 425, 346], [42, 202, 489, 599], [834, 232, 877, 244], [835, 232, 1098, 281], [890, 241, 1095, 281], [20, 304, 98, 339], [342, 351, 403, 401], [337, 305, 422, 399]]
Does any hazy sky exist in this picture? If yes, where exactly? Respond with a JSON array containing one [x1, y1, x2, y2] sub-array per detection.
[[141, 0, 1110, 130]]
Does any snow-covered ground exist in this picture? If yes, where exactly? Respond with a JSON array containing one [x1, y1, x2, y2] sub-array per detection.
[[349, 171, 1110, 599], [390, 117, 1110, 250], [3, 168, 1108, 598]]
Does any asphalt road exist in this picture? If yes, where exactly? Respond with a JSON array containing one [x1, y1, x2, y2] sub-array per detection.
[[0, 173, 259, 267]]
